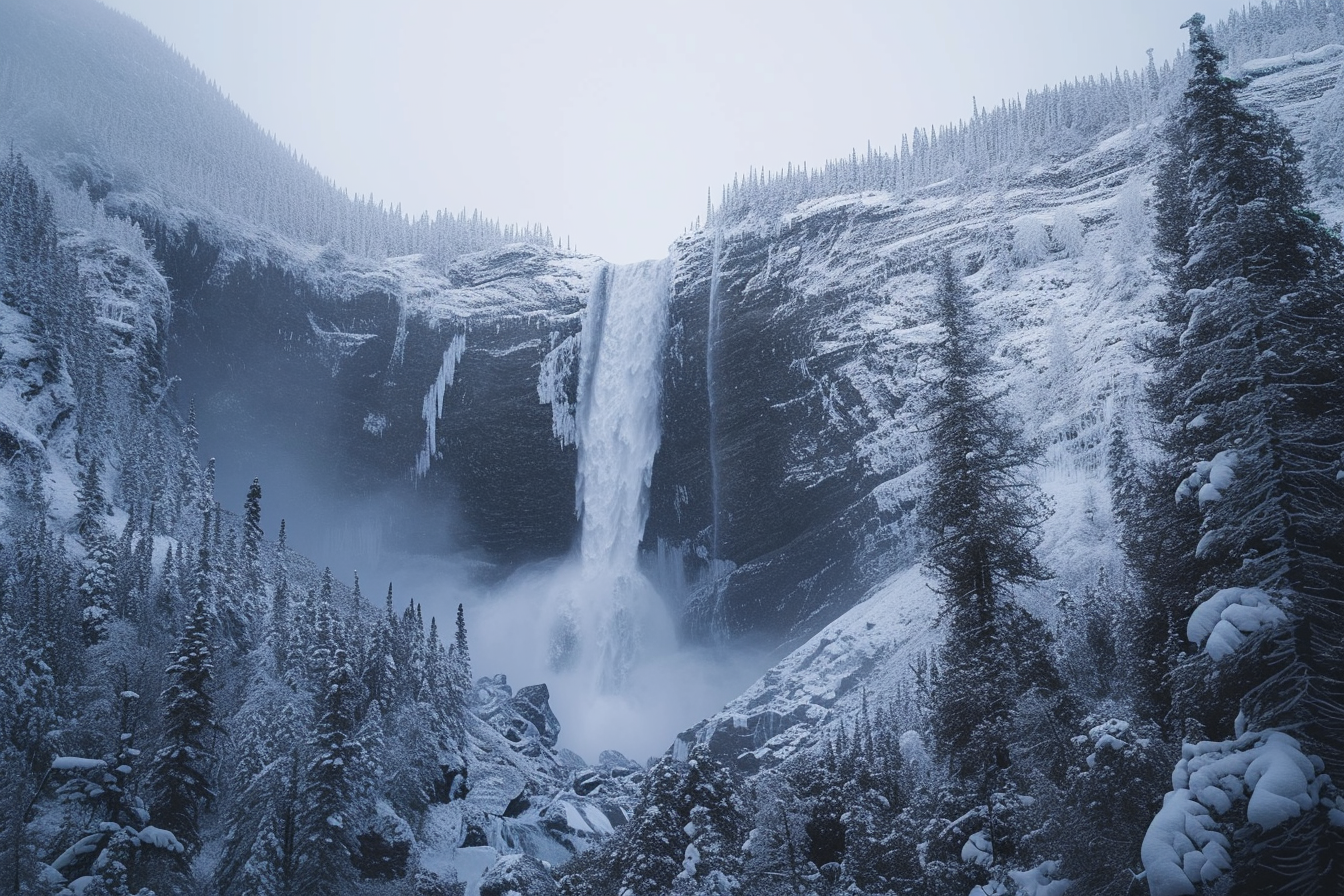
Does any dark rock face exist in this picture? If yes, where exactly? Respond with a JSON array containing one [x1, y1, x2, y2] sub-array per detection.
[[649, 217, 917, 644], [152, 208, 912, 650], [155, 227, 589, 569], [511, 684, 562, 749]]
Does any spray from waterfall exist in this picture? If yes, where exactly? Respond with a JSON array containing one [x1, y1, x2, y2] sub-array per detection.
[[428, 254, 766, 760], [536, 259, 676, 693]]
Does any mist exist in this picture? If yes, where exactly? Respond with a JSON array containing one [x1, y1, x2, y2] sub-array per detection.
[[196, 403, 771, 766]]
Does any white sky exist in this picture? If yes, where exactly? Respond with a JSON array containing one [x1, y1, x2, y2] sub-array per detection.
[[102, 0, 1195, 263]]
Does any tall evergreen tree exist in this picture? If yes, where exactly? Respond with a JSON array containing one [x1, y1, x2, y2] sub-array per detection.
[[296, 646, 368, 896], [363, 585, 397, 716], [241, 478, 263, 596], [75, 456, 109, 540], [605, 744, 744, 896], [79, 533, 118, 646], [1137, 15, 1344, 895], [919, 250, 1054, 783], [150, 594, 218, 856]]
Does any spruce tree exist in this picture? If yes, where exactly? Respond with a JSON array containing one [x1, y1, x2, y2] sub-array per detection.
[[450, 602, 473, 712], [1137, 15, 1344, 895], [149, 594, 217, 856], [79, 533, 118, 645], [363, 585, 398, 715], [241, 478, 263, 596], [919, 250, 1054, 783], [75, 455, 109, 540], [605, 744, 743, 896], [296, 646, 367, 895]]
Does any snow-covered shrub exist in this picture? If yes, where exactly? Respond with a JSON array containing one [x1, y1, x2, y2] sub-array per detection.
[[1012, 217, 1051, 266], [1052, 206, 1086, 257]]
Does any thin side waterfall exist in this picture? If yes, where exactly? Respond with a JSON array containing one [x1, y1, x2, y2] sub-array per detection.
[[706, 231, 728, 637], [546, 258, 674, 692]]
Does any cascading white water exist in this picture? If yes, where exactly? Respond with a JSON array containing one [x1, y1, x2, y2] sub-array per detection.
[[539, 259, 675, 692], [469, 256, 765, 760], [575, 260, 672, 570]]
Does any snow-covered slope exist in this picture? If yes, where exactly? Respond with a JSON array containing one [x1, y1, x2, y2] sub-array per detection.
[[668, 40, 1344, 765]]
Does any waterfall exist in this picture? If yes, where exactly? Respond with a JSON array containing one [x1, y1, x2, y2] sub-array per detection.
[[705, 232, 729, 637], [545, 258, 673, 692], [475, 254, 761, 759], [574, 259, 671, 570]]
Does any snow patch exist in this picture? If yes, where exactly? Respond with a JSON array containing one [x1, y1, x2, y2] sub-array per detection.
[[1007, 860, 1072, 896], [961, 830, 993, 866], [1186, 587, 1285, 660], [1238, 44, 1344, 78], [1143, 730, 1330, 895], [50, 757, 106, 771]]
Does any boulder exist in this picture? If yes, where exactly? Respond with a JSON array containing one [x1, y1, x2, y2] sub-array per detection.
[[479, 854, 558, 896]]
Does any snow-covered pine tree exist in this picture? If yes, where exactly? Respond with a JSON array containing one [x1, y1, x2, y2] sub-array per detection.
[[175, 402, 202, 525], [295, 645, 368, 896], [609, 754, 691, 896], [11, 623, 58, 775], [674, 743, 746, 895], [588, 743, 744, 896], [46, 691, 184, 893], [270, 570, 292, 679], [75, 456, 109, 540], [114, 506, 138, 618], [362, 585, 397, 716], [79, 533, 118, 645], [449, 602, 473, 713], [1139, 14, 1344, 895], [241, 478, 263, 596], [149, 594, 217, 857], [217, 681, 308, 896], [919, 250, 1055, 784]]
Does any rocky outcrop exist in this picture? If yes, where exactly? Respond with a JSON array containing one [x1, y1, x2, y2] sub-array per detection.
[[476, 676, 563, 756], [157, 235, 598, 567], [479, 854, 560, 896]]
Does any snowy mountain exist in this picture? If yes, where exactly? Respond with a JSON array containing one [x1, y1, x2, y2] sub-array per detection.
[[2, 0, 1344, 894], [673, 14, 1344, 769]]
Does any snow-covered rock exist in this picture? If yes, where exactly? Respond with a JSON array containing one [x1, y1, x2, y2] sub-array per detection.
[[479, 853, 560, 896]]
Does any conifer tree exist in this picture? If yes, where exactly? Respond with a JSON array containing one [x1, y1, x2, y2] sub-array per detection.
[[11, 626, 58, 774], [1136, 15, 1344, 894], [450, 602, 473, 709], [75, 455, 109, 540], [176, 402, 201, 522], [604, 744, 744, 896], [271, 571, 292, 679], [296, 646, 367, 895], [149, 594, 217, 856], [919, 251, 1054, 783], [79, 533, 118, 645], [241, 478, 263, 595], [363, 585, 398, 715]]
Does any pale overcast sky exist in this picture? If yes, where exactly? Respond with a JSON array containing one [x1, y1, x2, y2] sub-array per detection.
[[102, 0, 1196, 263]]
